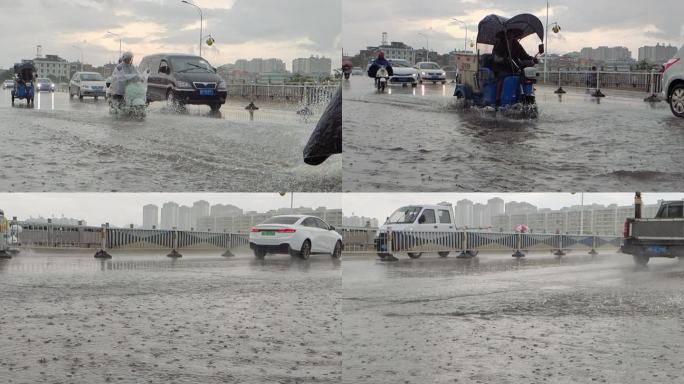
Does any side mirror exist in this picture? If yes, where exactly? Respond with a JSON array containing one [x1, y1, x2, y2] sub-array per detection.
[[159, 66, 169, 74], [418, 215, 426, 224], [329, 226, 335, 231], [538, 44, 545, 54]]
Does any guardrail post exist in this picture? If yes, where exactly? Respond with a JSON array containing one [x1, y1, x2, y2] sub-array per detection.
[[0, 217, 10, 259], [643, 69, 659, 102], [167, 227, 182, 258], [591, 69, 605, 98], [512, 232, 525, 258], [554, 68, 566, 94], [457, 230, 471, 258], [589, 236, 598, 256], [94, 224, 112, 259], [222, 233, 235, 257], [554, 233, 565, 257], [385, 231, 398, 261]]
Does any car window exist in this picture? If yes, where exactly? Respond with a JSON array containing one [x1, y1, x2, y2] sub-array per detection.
[[391, 60, 410, 68], [313, 218, 329, 230], [666, 204, 683, 218], [159, 60, 169, 70], [169, 56, 214, 73], [80, 73, 104, 81], [420, 63, 441, 69], [261, 216, 299, 225], [418, 209, 436, 224], [387, 206, 422, 224], [301, 218, 317, 227], [438, 210, 451, 224]]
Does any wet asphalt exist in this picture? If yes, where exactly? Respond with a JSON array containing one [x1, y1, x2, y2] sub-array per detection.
[[343, 252, 684, 384], [342, 76, 684, 191], [0, 89, 341, 192], [0, 249, 341, 384]]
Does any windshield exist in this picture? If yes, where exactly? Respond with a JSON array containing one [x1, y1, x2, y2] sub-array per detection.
[[80, 73, 104, 81], [170, 56, 214, 73], [261, 216, 300, 225], [391, 60, 411, 68], [419, 63, 441, 69], [387, 206, 422, 224], [37, 78, 51, 84]]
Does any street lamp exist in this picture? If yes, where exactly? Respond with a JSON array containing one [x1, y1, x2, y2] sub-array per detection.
[[181, 0, 203, 57], [106, 31, 122, 59], [72, 45, 83, 71], [571, 192, 584, 235], [451, 18, 468, 53], [544, 1, 562, 82], [418, 32, 429, 62]]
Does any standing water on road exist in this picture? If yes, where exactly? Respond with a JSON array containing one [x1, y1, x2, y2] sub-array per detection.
[[343, 77, 684, 191], [0, 249, 341, 384], [0, 90, 341, 191]]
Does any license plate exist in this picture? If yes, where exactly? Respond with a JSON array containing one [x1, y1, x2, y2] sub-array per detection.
[[261, 231, 275, 236], [380, 78, 387, 82], [199, 89, 214, 96]]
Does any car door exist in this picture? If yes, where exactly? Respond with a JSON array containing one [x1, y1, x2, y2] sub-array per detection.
[[437, 209, 454, 232], [147, 58, 165, 101], [313, 217, 337, 253], [417, 208, 438, 232], [300, 217, 322, 252]]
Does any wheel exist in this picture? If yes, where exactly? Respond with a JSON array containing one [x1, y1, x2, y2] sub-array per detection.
[[438, 252, 449, 258], [411, 83, 417, 88], [332, 241, 342, 258], [380, 82, 386, 93], [253, 247, 266, 259], [633, 253, 650, 266], [11, 90, 14, 105], [669, 84, 684, 118], [442, 81, 447, 85], [166, 90, 181, 111], [94, 96, 98, 101], [209, 103, 221, 112], [407, 252, 422, 259], [69, 91, 73, 99], [377, 253, 388, 260], [78, 90, 83, 100], [299, 240, 311, 260]]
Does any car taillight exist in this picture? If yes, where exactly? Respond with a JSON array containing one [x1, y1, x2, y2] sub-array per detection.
[[250, 227, 260, 233], [663, 58, 680, 73], [623, 220, 630, 238], [276, 228, 296, 233]]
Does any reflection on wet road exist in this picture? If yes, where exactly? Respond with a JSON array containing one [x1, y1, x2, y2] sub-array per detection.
[[342, 76, 684, 191], [343, 252, 684, 384], [0, 250, 341, 384], [0, 90, 341, 191]]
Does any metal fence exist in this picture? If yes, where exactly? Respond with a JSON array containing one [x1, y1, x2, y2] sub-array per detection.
[[225, 83, 338, 104], [540, 70, 662, 93], [339, 227, 621, 256], [13, 222, 248, 251]]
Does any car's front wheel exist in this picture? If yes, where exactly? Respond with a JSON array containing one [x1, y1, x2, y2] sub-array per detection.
[[332, 241, 342, 259], [633, 253, 650, 266], [407, 252, 422, 259], [669, 84, 684, 118]]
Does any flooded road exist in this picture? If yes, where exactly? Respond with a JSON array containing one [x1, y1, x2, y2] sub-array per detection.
[[343, 252, 684, 384], [0, 90, 341, 192], [0, 249, 341, 384], [343, 76, 684, 191]]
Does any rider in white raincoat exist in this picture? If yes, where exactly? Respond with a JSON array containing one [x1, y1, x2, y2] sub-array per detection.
[[110, 51, 143, 108]]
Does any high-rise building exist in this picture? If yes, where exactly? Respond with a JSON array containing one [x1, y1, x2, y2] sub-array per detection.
[[455, 199, 474, 228], [472, 203, 487, 227], [178, 206, 192, 231], [160, 202, 179, 229], [638, 43, 678, 63], [580, 46, 632, 62], [505, 201, 537, 214], [142, 204, 158, 229], [234, 58, 286, 74], [191, 200, 210, 230], [485, 198, 504, 226], [292, 56, 332, 77], [210, 204, 243, 218]]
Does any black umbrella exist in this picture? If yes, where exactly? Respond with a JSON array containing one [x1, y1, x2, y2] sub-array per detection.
[[476, 13, 544, 45], [303, 86, 342, 165]]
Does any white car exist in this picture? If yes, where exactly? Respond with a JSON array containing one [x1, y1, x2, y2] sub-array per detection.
[[662, 44, 684, 118], [249, 215, 343, 260], [69, 72, 107, 100], [2, 80, 14, 89], [415, 62, 448, 84], [35, 78, 55, 92], [387, 59, 418, 87]]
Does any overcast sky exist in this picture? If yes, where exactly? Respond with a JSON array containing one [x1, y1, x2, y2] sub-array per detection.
[[343, 0, 684, 58], [0, 193, 342, 227], [0, 0, 341, 70], [343, 193, 684, 224]]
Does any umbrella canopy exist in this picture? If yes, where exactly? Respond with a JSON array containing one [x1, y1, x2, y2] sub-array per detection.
[[476, 14, 544, 45]]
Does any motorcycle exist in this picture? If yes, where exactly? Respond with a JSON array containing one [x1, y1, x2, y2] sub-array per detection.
[[453, 13, 544, 119], [375, 66, 390, 93], [108, 69, 148, 120], [343, 67, 352, 80]]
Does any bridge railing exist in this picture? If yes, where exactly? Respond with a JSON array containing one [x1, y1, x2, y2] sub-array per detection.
[[338, 227, 621, 256], [225, 83, 338, 104], [13, 222, 248, 251]]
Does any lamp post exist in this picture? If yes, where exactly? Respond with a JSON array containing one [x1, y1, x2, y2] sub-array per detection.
[[72, 45, 83, 71], [451, 18, 468, 52], [572, 192, 584, 235], [544, 1, 562, 83], [106, 31, 122, 59], [418, 32, 429, 62], [181, 0, 203, 57]]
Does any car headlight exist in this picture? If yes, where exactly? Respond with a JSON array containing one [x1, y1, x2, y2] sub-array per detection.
[[176, 80, 192, 88], [411, 73, 417, 77], [421, 72, 427, 75], [217, 81, 226, 90]]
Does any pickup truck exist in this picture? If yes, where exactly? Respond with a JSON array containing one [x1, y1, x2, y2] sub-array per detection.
[[621, 200, 684, 265]]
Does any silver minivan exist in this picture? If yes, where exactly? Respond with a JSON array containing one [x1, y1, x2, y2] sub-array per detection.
[[662, 45, 684, 118]]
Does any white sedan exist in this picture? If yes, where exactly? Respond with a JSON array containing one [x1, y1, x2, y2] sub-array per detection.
[[415, 62, 447, 84], [249, 215, 343, 260], [3, 80, 14, 89]]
